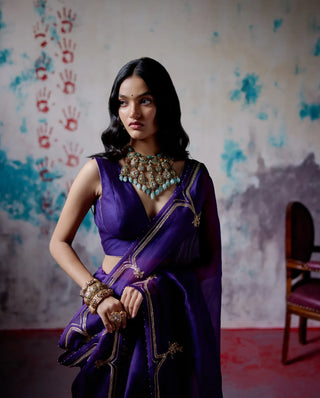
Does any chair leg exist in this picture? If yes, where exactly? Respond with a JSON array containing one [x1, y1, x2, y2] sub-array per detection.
[[282, 308, 291, 364], [299, 317, 307, 345]]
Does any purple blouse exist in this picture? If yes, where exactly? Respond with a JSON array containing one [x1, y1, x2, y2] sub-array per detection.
[[93, 156, 188, 256]]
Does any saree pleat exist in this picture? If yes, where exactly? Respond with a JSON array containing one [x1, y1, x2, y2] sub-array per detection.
[[59, 160, 223, 397]]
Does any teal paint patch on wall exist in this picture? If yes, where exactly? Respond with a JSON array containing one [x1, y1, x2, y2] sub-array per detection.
[[257, 112, 268, 120], [300, 102, 320, 121], [313, 38, 320, 56], [268, 127, 287, 148], [221, 139, 247, 178], [33, 0, 46, 17], [9, 68, 35, 111], [0, 146, 95, 232], [9, 69, 35, 91], [12, 233, 23, 245], [34, 51, 54, 73], [46, 15, 59, 43], [211, 31, 220, 44], [0, 149, 55, 225], [230, 72, 262, 106], [294, 64, 306, 75], [241, 74, 261, 104], [230, 89, 242, 102], [273, 19, 283, 33], [0, 10, 6, 31], [20, 117, 27, 133], [0, 48, 13, 66]]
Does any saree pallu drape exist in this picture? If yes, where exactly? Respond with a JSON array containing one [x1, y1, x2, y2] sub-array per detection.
[[59, 160, 223, 398]]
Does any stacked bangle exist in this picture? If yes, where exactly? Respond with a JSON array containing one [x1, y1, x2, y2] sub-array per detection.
[[80, 278, 114, 314]]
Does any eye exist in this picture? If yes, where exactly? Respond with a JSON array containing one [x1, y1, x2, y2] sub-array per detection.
[[119, 99, 127, 107], [141, 97, 153, 105]]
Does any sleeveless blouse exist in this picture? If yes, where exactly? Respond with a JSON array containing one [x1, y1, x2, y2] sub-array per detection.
[[93, 156, 187, 256]]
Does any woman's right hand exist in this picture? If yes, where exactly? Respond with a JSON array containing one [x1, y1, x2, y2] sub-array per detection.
[[96, 296, 127, 333]]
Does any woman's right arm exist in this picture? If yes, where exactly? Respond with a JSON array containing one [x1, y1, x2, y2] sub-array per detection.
[[49, 158, 127, 332], [49, 158, 101, 287]]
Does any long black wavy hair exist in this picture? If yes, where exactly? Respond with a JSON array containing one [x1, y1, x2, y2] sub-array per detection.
[[97, 57, 189, 160]]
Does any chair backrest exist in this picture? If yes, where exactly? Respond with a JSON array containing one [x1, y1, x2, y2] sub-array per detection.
[[286, 202, 314, 278]]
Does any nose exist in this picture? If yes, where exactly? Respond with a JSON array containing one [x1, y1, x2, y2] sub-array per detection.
[[129, 102, 141, 119]]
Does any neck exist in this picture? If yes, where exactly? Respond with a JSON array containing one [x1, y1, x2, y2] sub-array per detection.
[[130, 139, 161, 156]]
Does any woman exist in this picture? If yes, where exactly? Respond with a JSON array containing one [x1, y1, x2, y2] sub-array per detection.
[[50, 57, 222, 397]]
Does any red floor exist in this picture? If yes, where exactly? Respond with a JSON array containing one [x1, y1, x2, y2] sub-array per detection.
[[1, 328, 319, 397], [221, 329, 320, 398]]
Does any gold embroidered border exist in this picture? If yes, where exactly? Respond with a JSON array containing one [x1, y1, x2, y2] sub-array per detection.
[[108, 162, 202, 286], [134, 277, 184, 398], [94, 331, 121, 398], [64, 306, 91, 349]]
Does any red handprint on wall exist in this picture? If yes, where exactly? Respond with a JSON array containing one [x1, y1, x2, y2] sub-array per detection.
[[36, 87, 52, 113], [61, 142, 83, 167], [57, 38, 76, 63], [57, 69, 77, 94], [41, 191, 58, 215], [37, 124, 54, 148], [57, 7, 77, 33], [33, 20, 49, 47], [35, 52, 53, 81], [36, 156, 61, 182], [59, 106, 80, 131]]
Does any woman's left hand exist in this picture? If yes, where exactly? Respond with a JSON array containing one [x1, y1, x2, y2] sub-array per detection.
[[120, 286, 143, 319]]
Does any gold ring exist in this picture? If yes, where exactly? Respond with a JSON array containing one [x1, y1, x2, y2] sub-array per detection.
[[109, 311, 125, 324]]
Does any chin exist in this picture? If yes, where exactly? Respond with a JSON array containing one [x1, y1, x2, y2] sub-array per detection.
[[129, 131, 152, 140]]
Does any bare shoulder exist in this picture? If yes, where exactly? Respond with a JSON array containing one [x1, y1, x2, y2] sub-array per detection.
[[80, 157, 99, 174], [76, 158, 100, 180], [72, 158, 101, 197]]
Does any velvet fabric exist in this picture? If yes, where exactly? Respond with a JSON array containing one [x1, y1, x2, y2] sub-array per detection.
[[289, 279, 320, 310], [58, 158, 223, 397]]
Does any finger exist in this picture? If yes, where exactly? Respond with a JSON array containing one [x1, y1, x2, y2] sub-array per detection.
[[124, 290, 136, 318], [131, 292, 143, 319], [104, 319, 115, 333], [120, 288, 131, 318], [96, 296, 120, 333], [127, 290, 142, 319], [97, 309, 114, 333]]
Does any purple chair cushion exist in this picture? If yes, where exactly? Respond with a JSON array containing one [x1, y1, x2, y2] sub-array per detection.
[[306, 260, 320, 272], [288, 278, 320, 312]]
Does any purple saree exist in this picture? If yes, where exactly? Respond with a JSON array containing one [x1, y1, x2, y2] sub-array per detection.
[[58, 159, 222, 398]]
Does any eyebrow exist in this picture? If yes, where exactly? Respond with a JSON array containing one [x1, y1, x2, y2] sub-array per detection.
[[118, 91, 152, 99]]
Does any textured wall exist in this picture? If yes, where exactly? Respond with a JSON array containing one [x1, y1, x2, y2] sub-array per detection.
[[0, 0, 319, 329]]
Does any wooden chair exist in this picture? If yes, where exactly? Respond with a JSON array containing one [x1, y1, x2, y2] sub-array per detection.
[[282, 201, 320, 364]]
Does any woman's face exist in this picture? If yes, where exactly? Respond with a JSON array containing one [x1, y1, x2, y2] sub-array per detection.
[[118, 75, 158, 145]]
